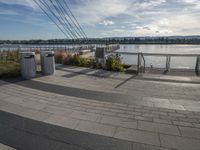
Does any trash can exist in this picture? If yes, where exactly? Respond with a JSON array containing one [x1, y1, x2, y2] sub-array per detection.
[[20, 52, 36, 79], [95, 47, 106, 65], [40, 51, 55, 75]]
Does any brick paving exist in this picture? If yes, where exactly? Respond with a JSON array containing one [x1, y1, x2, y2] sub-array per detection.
[[0, 66, 200, 150]]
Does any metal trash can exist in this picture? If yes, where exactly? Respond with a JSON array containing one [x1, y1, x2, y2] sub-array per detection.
[[20, 52, 36, 79], [40, 51, 55, 75], [95, 47, 106, 65]]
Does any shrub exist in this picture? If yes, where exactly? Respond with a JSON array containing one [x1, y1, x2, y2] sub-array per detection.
[[0, 62, 21, 78], [54, 51, 66, 64], [62, 54, 73, 65], [0, 50, 19, 63], [62, 53, 90, 67], [72, 54, 89, 67], [106, 54, 124, 72]]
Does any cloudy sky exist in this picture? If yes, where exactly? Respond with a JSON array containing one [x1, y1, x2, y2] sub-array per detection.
[[0, 0, 200, 40]]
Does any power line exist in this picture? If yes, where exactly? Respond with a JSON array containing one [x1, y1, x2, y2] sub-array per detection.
[[49, 0, 81, 39], [63, 0, 87, 38], [33, 0, 87, 40], [39, 0, 76, 39], [54, 0, 85, 39], [33, 0, 70, 39]]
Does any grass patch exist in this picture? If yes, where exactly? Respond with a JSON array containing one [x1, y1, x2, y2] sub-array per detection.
[[0, 61, 21, 78], [0, 50, 21, 78]]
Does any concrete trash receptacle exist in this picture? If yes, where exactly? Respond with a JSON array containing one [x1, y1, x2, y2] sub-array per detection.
[[20, 52, 36, 79], [41, 51, 55, 75]]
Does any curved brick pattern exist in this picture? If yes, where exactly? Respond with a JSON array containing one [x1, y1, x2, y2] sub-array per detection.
[[1, 66, 200, 150]]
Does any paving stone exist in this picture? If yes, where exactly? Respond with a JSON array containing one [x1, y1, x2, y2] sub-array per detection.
[[173, 121, 194, 127], [135, 116, 153, 122], [44, 114, 80, 129], [138, 121, 180, 136], [0, 143, 17, 150], [178, 117, 199, 123], [76, 120, 116, 137], [43, 106, 73, 116], [159, 115, 178, 121], [153, 118, 172, 125], [20, 101, 46, 110], [160, 134, 200, 150], [0, 100, 8, 107], [168, 112, 186, 118], [114, 127, 160, 146], [101, 116, 137, 129], [179, 126, 200, 139], [193, 123, 200, 128], [117, 113, 133, 119], [19, 109, 51, 121], [101, 110, 116, 116], [0, 103, 26, 114], [0, 93, 9, 99], [69, 111, 101, 122], [3, 96, 26, 105], [142, 113, 159, 118]]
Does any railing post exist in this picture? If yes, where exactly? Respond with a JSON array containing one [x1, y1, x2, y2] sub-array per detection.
[[195, 56, 200, 76], [137, 53, 141, 74], [166, 55, 171, 72]]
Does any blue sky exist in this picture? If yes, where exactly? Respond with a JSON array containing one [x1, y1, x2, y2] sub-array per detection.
[[0, 0, 200, 40]]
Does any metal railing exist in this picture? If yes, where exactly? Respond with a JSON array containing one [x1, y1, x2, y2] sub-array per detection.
[[115, 51, 200, 76]]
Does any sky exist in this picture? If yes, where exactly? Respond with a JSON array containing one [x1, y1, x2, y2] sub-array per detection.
[[0, 0, 200, 40]]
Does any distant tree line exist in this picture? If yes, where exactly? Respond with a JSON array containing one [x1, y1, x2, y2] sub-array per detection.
[[1, 37, 200, 45]]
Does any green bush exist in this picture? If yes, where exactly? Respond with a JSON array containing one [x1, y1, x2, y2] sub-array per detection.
[[62, 54, 90, 67], [106, 54, 124, 72], [0, 62, 21, 78], [72, 54, 89, 67]]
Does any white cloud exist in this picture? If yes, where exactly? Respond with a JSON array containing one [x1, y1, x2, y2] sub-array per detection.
[[72, 0, 132, 25], [0, 9, 19, 15], [179, 0, 200, 9], [0, 0, 38, 9], [1, 0, 200, 38], [99, 20, 115, 26]]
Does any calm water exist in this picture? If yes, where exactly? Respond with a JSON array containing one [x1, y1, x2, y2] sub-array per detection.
[[1, 44, 200, 69], [117, 44, 200, 69]]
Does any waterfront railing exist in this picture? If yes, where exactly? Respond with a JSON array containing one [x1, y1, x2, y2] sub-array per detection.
[[114, 52, 200, 76]]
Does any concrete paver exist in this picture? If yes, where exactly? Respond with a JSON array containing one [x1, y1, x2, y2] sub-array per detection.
[[75, 120, 116, 137], [160, 134, 200, 150], [114, 127, 160, 146], [1, 66, 200, 150], [0, 144, 17, 150], [138, 121, 180, 136]]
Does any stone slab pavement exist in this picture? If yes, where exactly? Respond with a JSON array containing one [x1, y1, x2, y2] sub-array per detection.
[[0, 143, 16, 150], [0, 66, 200, 150]]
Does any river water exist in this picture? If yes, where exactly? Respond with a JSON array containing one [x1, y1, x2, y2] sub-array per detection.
[[117, 44, 200, 69]]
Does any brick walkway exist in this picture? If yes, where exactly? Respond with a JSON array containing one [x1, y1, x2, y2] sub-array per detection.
[[0, 66, 200, 150]]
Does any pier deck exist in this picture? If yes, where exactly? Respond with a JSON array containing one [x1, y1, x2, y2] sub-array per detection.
[[1, 66, 200, 150]]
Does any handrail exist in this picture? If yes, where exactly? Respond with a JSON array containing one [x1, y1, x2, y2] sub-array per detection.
[[115, 51, 200, 57], [114, 51, 200, 76]]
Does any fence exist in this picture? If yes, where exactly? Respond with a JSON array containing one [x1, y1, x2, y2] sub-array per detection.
[[114, 52, 200, 76]]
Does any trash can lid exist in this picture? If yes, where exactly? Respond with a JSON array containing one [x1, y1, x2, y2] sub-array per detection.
[[20, 52, 35, 57], [41, 51, 54, 54], [19, 52, 35, 54]]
